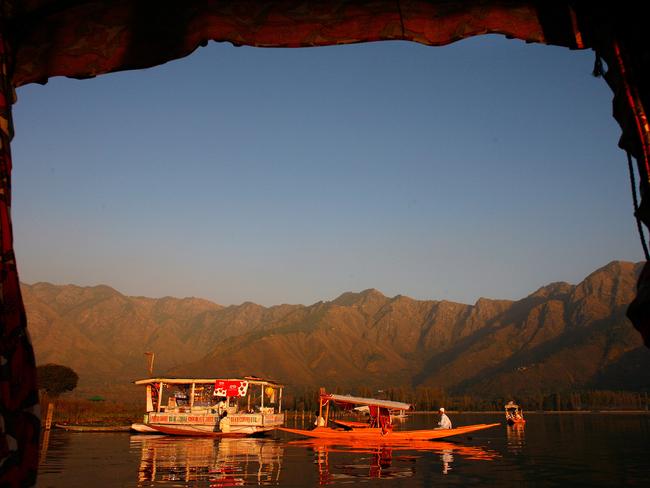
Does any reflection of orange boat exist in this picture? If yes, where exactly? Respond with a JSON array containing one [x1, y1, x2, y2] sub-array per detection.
[[504, 401, 526, 425], [288, 438, 500, 461], [278, 390, 499, 441], [291, 437, 498, 481], [506, 423, 525, 454]]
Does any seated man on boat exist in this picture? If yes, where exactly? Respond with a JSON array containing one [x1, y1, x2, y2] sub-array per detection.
[[437, 408, 452, 429], [215, 396, 228, 417]]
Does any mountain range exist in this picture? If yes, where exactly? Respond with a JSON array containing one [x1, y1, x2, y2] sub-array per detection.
[[23, 261, 650, 400]]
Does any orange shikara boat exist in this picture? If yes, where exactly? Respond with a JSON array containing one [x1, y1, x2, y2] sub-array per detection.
[[280, 423, 501, 441], [278, 390, 500, 441]]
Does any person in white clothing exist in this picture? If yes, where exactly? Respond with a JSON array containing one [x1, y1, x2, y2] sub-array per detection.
[[437, 407, 452, 429]]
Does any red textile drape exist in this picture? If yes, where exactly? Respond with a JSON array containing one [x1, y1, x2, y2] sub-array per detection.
[[11, 0, 555, 87], [0, 26, 40, 487]]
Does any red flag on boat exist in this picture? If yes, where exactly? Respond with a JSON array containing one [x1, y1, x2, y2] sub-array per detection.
[[214, 380, 249, 397]]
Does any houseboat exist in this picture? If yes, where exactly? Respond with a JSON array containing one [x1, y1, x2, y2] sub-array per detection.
[[132, 376, 284, 436]]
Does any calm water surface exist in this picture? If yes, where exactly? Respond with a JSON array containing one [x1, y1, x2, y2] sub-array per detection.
[[37, 413, 649, 487]]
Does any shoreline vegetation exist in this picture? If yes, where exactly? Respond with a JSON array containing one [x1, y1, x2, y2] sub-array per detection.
[[41, 393, 650, 428]]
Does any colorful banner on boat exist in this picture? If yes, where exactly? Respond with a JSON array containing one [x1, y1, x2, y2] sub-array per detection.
[[214, 380, 249, 397]]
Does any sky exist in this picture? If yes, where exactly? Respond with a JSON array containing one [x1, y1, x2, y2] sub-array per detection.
[[10, 35, 645, 307]]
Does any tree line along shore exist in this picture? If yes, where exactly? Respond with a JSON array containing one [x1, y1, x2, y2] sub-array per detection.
[[37, 363, 649, 426]]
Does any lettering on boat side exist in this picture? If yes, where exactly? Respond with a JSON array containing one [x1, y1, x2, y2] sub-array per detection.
[[149, 414, 218, 424], [229, 415, 262, 424]]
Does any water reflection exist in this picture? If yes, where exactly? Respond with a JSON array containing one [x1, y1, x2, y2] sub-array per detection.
[[289, 439, 498, 484], [506, 423, 525, 454], [38, 429, 71, 475], [35, 414, 650, 486], [441, 448, 453, 474], [39, 429, 51, 466], [132, 436, 283, 485]]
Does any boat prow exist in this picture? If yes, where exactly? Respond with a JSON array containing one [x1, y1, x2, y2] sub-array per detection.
[[131, 423, 162, 433]]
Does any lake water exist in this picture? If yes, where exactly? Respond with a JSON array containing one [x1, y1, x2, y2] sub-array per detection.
[[37, 413, 649, 487]]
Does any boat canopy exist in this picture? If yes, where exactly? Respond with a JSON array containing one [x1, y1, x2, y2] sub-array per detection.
[[134, 376, 283, 387], [321, 392, 412, 411]]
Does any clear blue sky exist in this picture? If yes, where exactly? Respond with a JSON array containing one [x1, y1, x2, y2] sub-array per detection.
[[10, 35, 644, 306]]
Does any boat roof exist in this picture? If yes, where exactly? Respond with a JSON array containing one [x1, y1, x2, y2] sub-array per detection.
[[134, 376, 283, 387], [322, 392, 412, 411]]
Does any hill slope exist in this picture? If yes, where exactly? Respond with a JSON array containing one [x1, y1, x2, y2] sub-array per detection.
[[25, 261, 650, 399]]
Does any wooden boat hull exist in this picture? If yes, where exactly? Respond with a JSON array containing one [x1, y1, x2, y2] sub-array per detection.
[[145, 424, 249, 437], [506, 418, 526, 425], [55, 423, 132, 432], [137, 422, 277, 437], [278, 423, 500, 441], [137, 412, 284, 437]]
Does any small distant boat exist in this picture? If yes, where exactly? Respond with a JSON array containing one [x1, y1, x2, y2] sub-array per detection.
[[55, 423, 132, 432], [132, 376, 285, 437], [504, 401, 526, 425], [278, 389, 499, 442]]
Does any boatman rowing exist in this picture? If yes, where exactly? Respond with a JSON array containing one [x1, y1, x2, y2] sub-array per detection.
[[437, 407, 452, 429]]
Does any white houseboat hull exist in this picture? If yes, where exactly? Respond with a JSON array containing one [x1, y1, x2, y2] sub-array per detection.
[[134, 412, 285, 437]]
